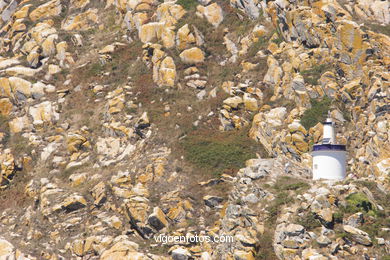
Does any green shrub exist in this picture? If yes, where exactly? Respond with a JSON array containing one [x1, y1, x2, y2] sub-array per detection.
[[87, 62, 104, 77], [345, 192, 375, 214], [300, 64, 330, 85], [296, 213, 322, 230], [333, 211, 344, 223], [300, 97, 331, 129], [176, 0, 198, 10]]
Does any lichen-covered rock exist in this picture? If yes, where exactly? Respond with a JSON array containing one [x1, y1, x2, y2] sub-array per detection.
[[176, 24, 196, 50], [223, 96, 243, 109], [0, 238, 14, 258], [29, 101, 59, 126], [196, 3, 223, 27], [0, 0, 389, 258], [0, 150, 16, 189], [62, 194, 87, 212], [100, 238, 142, 260], [230, 0, 260, 19], [203, 195, 223, 208], [70, 0, 90, 10], [8, 116, 29, 133], [62, 9, 98, 31], [179, 47, 205, 64], [29, 0, 61, 21], [156, 2, 186, 26], [147, 207, 168, 231], [354, 0, 390, 24], [243, 93, 258, 112], [343, 225, 372, 246], [155, 56, 176, 87], [91, 181, 107, 207], [8, 76, 32, 100]]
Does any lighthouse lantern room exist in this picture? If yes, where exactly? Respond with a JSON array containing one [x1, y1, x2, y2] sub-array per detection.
[[312, 114, 347, 180]]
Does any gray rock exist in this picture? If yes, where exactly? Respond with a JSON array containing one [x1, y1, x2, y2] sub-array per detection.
[[377, 238, 385, 245], [316, 235, 331, 247], [330, 242, 340, 254], [242, 193, 258, 204], [344, 212, 363, 227], [292, 76, 306, 92], [243, 159, 274, 180], [203, 195, 223, 208], [225, 204, 241, 218], [172, 247, 191, 260], [230, 0, 260, 19], [343, 225, 372, 246], [282, 239, 300, 249], [285, 224, 305, 236], [321, 4, 336, 22]]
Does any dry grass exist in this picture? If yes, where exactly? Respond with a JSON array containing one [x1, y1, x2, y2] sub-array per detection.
[[0, 170, 32, 212]]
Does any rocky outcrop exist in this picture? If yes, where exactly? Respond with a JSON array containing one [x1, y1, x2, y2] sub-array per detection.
[[353, 0, 390, 24], [230, 0, 261, 19]]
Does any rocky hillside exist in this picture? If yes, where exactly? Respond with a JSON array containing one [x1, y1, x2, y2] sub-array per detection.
[[0, 0, 389, 259]]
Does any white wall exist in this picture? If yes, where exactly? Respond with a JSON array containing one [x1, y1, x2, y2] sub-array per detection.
[[312, 150, 346, 180]]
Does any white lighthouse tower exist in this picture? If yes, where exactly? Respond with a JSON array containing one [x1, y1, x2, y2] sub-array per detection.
[[312, 114, 347, 180]]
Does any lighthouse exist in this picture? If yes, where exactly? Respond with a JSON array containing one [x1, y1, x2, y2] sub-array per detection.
[[312, 114, 347, 180]]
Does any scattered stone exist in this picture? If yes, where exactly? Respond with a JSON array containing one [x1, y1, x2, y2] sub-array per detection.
[[345, 212, 364, 227], [203, 195, 223, 208], [148, 207, 169, 231], [179, 47, 205, 64], [343, 225, 372, 246], [172, 247, 192, 260], [62, 195, 87, 213]]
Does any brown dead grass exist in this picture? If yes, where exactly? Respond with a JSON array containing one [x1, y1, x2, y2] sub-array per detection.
[[0, 171, 32, 212]]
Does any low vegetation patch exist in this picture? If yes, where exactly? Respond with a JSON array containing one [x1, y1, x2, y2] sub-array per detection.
[[296, 212, 322, 230], [87, 62, 104, 77], [343, 192, 376, 215], [266, 191, 294, 224], [363, 23, 390, 36], [256, 227, 278, 259], [9, 134, 32, 156], [181, 128, 267, 177], [333, 182, 390, 245], [300, 97, 331, 129], [222, 7, 259, 38], [333, 211, 344, 223], [247, 36, 269, 57], [300, 64, 330, 85], [176, 0, 198, 11], [0, 114, 10, 145], [273, 176, 310, 193], [0, 115, 32, 155], [0, 175, 31, 212]]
